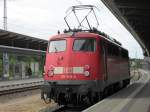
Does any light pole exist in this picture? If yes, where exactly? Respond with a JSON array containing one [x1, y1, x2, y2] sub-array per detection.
[[3, 0, 7, 30]]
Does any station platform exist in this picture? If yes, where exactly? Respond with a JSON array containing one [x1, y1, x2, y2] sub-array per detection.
[[0, 78, 44, 92]]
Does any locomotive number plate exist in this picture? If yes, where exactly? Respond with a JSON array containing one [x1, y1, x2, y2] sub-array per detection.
[[64, 67, 73, 74]]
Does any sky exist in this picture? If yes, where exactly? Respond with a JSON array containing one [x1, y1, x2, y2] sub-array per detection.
[[0, 0, 143, 58]]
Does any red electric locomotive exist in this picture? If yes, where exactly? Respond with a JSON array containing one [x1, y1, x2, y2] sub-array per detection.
[[41, 5, 130, 105]]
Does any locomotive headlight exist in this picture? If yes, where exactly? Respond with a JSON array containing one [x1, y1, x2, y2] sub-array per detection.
[[84, 65, 90, 77], [84, 71, 90, 76], [48, 69, 54, 77], [84, 65, 90, 71], [48, 65, 54, 77]]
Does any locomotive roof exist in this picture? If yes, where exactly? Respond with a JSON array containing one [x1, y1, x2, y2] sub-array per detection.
[[101, 35, 128, 51], [49, 32, 99, 40], [49, 31, 128, 51]]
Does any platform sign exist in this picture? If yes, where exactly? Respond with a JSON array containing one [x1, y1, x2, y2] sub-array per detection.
[[3, 52, 9, 78]]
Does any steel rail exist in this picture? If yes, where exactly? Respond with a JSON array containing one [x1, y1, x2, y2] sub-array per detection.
[[0, 84, 42, 96]]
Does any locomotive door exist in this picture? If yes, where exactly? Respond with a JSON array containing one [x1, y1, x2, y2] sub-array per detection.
[[101, 40, 108, 81]]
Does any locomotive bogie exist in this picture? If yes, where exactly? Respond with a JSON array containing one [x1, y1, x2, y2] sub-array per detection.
[[41, 80, 104, 105]]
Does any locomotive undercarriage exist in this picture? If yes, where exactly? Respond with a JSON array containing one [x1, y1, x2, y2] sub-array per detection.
[[41, 80, 103, 105], [41, 79, 130, 105]]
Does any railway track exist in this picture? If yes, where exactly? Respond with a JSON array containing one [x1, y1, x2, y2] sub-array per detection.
[[0, 85, 41, 96], [0, 81, 43, 96]]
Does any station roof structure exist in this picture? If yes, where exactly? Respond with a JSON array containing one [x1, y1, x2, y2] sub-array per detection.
[[101, 0, 150, 56], [0, 29, 48, 51]]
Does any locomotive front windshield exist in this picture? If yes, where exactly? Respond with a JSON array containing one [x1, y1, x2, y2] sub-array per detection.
[[49, 40, 66, 52], [73, 39, 96, 52]]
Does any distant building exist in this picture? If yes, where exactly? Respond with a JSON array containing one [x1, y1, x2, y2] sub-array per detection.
[[0, 29, 48, 80], [130, 58, 150, 71]]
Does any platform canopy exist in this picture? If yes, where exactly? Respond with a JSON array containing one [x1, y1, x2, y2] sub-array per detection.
[[101, 0, 150, 56], [0, 29, 48, 51]]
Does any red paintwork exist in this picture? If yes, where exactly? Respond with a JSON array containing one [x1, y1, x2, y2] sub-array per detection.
[[44, 32, 129, 82], [44, 32, 101, 81]]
